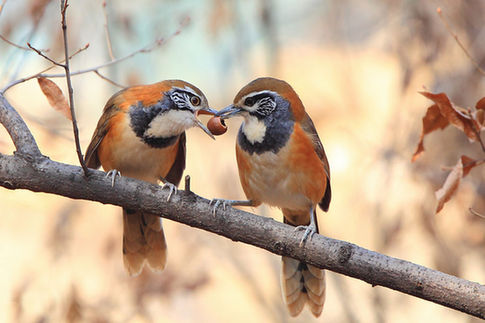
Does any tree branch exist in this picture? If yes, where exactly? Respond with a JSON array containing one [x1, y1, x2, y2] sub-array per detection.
[[0, 16, 190, 94], [0, 94, 41, 156], [59, 0, 89, 176], [0, 94, 484, 319]]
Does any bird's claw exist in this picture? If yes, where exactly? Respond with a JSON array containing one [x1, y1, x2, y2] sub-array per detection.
[[209, 198, 229, 216], [105, 169, 121, 187], [162, 182, 178, 201], [294, 223, 317, 247]]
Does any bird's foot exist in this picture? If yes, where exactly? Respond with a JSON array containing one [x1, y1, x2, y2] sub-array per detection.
[[209, 198, 230, 216], [105, 169, 121, 187], [162, 182, 178, 201], [295, 223, 317, 247]]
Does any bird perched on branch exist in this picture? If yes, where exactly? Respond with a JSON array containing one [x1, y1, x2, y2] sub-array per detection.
[[212, 77, 331, 317], [85, 80, 216, 276]]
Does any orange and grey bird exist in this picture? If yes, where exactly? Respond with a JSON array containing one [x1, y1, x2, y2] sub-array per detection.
[[212, 77, 331, 317], [85, 80, 216, 276]]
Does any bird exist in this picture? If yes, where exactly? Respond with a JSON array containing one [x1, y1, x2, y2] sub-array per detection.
[[212, 77, 331, 317], [84, 80, 216, 276]]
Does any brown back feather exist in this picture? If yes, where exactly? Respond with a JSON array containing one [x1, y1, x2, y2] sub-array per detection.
[[84, 101, 121, 169], [299, 112, 331, 212]]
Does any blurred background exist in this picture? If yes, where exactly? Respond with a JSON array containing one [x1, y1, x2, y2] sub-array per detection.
[[1, 0, 484, 322]]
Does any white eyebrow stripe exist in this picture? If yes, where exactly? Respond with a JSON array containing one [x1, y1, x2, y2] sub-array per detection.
[[240, 90, 277, 102], [173, 86, 199, 97]]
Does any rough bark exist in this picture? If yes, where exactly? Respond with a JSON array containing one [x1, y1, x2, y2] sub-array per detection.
[[1, 93, 484, 319]]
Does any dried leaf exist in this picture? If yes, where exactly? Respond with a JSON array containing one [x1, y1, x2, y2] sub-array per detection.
[[435, 158, 463, 214], [461, 155, 482, 177], [412, 103, 449, 162], [37, 77, 72, 120], [473, 109, 485, 130], [475, 97, 485, 110], [420, 91, 478, 141]]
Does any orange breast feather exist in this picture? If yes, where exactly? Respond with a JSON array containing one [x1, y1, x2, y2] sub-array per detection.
[[236, 143, 257, 201]]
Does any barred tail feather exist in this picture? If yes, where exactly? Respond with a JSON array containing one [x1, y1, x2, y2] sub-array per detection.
[[281, 256, 325, 317], [122, 209, 167, 276]]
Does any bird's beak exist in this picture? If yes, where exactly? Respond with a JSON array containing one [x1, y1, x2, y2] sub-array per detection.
[[194, 107, 217, 140], [216, 104, 243, 119], [196, 107, 218, 116]]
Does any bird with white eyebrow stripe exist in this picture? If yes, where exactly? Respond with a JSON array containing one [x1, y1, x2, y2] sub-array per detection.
[[212, 77, 331, 317], [85, 80, 216, 275]]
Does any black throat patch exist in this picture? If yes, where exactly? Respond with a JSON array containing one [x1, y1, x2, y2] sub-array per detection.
[[128, 98, 179, 148], [237, 97, 294, 154]]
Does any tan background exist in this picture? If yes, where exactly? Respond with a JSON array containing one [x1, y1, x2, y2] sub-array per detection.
[[1, 1, 484, 322]]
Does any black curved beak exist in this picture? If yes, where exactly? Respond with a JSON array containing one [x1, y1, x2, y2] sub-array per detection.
[[216, 104, 243, 119]]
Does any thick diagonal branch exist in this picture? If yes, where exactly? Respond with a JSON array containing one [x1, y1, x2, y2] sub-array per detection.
[[0, 94, 41, 156], [0, 92, 484, 319], [0, 153, 483, 319]]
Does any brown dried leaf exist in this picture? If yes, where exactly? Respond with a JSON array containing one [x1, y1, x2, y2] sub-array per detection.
[[412, 103, 449, 162], [420, 91, 478, 141], [461, 155, 482, 177], [474, 110, 485, 129], [435, 158, 463, 214], [475, 97, 485, 110], [37, 77, 72, 120]]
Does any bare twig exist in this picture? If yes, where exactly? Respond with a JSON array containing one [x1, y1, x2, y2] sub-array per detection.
[[0, 18, 189, 94], [46, 15, 190, 77], [94, 70, 125, 88], [27, 43, 63, 67], [0, 43, 89, 94], [0, 34, 31, 51], [59, 0, 89, 176], [469, 208, 485, 219], [102, 1, 115, 60], [184, 175, 191, 191], [437, 7, 485, 77], [465, 109, 485, 153]]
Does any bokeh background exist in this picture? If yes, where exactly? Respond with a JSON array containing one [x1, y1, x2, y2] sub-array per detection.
[[1, 0, 484, 322]]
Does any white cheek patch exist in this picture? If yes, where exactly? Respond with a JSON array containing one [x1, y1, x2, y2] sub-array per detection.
[[144, 110, 195, 138], [242, 116, 267, 144]]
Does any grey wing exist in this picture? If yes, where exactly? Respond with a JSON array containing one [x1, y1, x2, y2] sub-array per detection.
[[300, 113, 331, 212], [164, 132, 186, 186]]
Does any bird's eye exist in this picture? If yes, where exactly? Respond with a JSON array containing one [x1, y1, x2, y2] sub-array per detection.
[[190, 96, 201, 106], [244, 97, 255, 106]]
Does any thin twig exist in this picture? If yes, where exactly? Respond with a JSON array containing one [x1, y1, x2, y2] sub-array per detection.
[[0, 34, 31, 50], [102, 1, 115, 60], [59, 0, 89, 176], [47, 16, 189, 77], [465, 109, 485, 153], [0, 18, 189, 94], [27, 43, 64, 67], [469, 208, 485, 219], [0, 43, 89, 94], [94, 70, 124, 88], [437, 7, 485, 77], [184, 175, 191, 191]]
